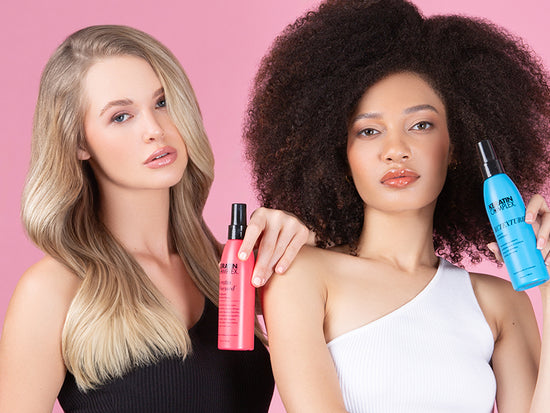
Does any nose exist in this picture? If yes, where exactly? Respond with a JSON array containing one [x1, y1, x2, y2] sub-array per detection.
[[381, 132, 410, 163], [142, 112, 165, 143]]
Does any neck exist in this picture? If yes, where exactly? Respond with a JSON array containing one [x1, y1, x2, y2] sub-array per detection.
[[98, 186, 173, 260], [356, 202, 439, 272]]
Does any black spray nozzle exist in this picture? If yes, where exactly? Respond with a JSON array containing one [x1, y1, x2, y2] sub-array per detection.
[[476, 139, 505, 179], [228, 203, 247, 240]]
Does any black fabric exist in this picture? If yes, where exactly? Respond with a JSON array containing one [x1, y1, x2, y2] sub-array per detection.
[[57, 299, 274, 412]]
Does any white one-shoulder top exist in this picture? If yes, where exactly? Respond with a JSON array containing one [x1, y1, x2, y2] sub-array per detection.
[[327, 259, 496, 413]]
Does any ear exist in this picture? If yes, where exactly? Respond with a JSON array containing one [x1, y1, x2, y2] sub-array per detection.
[[447, 143, 455, 166], [77, 146, 91, 160]]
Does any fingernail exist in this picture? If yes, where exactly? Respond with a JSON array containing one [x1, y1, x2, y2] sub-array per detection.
[[537, 237, 546, 250], [252, 277, 264, 287], [276, 265, 285, 274], [239, 252, 247, 260], [526, 212, 534, 223]]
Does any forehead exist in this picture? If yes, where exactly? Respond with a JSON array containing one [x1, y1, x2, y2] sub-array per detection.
[[84, 55, 161, 105], [356, 72, 445, 113]]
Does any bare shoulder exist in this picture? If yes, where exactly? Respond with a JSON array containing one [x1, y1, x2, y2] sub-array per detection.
[[470, 271, 532, 309], [0, 257, 82, 410], [5, 255, 81, 333], [469, 271, 536, 339], [15, 255, 81, 306], [263, 245, 336, 305], [273, 245, 337, 284]]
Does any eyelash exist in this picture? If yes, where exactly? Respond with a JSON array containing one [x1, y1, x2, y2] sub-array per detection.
[[110, 97, 167, 123], [156, 98, 166, 108], [410, 121, 433, 131], [112, 113, 131, 123], [356, 121, 433, 137], [358, 128, 380, 137]]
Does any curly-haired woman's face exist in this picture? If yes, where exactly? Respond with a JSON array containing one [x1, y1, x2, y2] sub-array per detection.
[[347, 71, 450, 214], [80, 55, 188, 194]]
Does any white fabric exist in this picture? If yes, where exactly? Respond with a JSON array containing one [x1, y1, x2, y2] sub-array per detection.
[[327, 258, 496, 413]]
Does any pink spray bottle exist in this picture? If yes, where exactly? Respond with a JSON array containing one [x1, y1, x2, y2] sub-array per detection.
[[218, 203, 255, 350]]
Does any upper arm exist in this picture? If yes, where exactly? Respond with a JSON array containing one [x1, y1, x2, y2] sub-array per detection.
[[0, 257, 80, 413], [262, 247, 348, 413], [474, 274, 540, 413]]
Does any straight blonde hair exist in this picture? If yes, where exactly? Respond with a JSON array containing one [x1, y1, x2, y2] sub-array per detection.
[[22, 25, 223, 391]]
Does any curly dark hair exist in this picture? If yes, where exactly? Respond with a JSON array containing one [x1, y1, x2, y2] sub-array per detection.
[[243, 0, 550, 265]]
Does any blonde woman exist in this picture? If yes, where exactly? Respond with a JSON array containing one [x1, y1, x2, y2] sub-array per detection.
[[0, 25, 310, 412]]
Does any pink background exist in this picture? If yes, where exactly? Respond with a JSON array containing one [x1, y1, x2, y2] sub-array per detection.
[[1, 1, 549, 411]]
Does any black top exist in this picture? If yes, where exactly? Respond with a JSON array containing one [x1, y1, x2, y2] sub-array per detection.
[[57, 299, 274, 412]]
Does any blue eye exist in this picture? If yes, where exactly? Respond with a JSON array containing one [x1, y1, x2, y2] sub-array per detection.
[[112, 113, 130, 123], [411, 121, 432, 131], [156, 98, 166, 108]]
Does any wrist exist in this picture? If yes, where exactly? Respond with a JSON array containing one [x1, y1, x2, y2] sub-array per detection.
[[540, 282, 550, 305]]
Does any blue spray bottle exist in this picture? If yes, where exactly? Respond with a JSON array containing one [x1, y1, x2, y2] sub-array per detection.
[[477, 139, 548, 291]]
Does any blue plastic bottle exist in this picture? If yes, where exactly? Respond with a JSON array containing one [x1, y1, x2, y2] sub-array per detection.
[[477, 140, 549, 291]]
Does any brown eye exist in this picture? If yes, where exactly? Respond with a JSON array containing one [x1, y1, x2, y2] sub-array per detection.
[[358, 128, 379, 137], [411, 121, 432, 131]]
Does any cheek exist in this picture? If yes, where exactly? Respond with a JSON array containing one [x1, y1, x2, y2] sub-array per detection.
[[425, 138, 451, 192], [346, 140, 378, 201], [83, 125, 130, 171], [425, 130, 450, 167], [347, 138, 378, 178], [347, 139, 366, 177]]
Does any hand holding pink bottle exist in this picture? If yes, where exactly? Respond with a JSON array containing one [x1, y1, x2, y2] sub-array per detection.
[[218, 203, 255, 350]]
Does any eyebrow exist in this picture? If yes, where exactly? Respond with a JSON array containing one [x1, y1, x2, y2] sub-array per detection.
[[99, 87, 165, 117], [403, 104, 439, 115], [351, 104, 439, 123]]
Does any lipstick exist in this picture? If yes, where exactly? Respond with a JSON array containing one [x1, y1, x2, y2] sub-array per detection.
[[380, 169, 419, 188], [144, 146, 177, 169]]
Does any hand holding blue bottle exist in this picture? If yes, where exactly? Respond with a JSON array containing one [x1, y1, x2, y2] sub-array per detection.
[[488, 195, 550, 270], [478, 140, 550, 290]]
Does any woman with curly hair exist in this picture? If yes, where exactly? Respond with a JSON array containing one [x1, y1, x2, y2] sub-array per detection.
[[244, 0, 550, 411], [0, 25, 312, 412]]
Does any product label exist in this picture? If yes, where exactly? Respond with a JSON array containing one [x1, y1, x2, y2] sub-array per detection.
[[220, 263, 239, 275], [491, 214, 525, 259], [218, 261, 242, 334], [219, 263, 239, 291], [493, 215, 525, 233], [487, 195, 515, 215]]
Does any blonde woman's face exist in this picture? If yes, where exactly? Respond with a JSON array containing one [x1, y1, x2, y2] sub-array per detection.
[[80, 55, 188, 193], [347, 72, 450, 214]]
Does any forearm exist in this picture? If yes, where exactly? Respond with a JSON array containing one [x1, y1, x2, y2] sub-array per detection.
[[530, 287, 550, 412]]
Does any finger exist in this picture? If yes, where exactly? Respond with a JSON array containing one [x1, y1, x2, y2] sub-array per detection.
[[525, 194, 550, 224], [260, 223, 305, 278], [239, 210, 267, 261], [525, 194, 550, 250], [261, 227, 294, 277], [257, 214, 310, 279], [536, 211, 550, 250], [487, 242, 503, 263], [251, 224, 280, 287], [306, 229, 317, 246], [271, 225, 310, 274]]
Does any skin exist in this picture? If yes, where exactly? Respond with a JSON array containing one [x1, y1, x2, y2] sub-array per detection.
[[0, 55, 310, 412], [263, 72, 550, 413]]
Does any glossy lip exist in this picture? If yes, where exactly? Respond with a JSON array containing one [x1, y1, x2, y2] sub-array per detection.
[[380, 168, 420, 187], [144, 146, 177, 169]]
